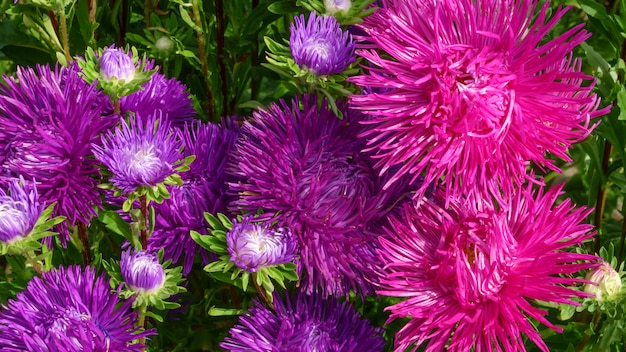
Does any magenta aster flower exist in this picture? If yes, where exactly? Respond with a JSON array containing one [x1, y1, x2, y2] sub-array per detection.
[[120, 73, 196, 127], [227, 217, 297, 272], [221, 291, 385, 351], [0, 64, 115, 243], [0, 265, 152, 351], [377, 185, 598, 351], [350, 0, 606, 199], [93, 113, 182, 194], [121, 249, 166, 293], [290, 12, 356, 76], [148, 120, 240, 274], [100, 46, 136, 82], [0, 177, 43, 243], [229, 95, 403, 296]]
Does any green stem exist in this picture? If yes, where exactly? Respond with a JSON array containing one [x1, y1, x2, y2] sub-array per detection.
[[576, 311, 602, 352], [58, 9, 71, 64], [138, 303, 148, 348], [139, 195, 148, 250], [252, 273, 273, 309], [593, 140, 612, 254], [191, 0, 215, 120], [113, 99, 121, 115], [23, 252, 43, 275]]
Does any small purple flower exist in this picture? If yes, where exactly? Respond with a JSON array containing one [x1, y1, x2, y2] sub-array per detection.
[[120, 73, 196, 127], [221, 291, 385, 352], [227, 217, 297, 272], [0, 177, 43, 243], [100, 46, 136, 82], [290, 12, 355, 76], [93, 113, 182, 194], [0, 265, 153, 351], [120, 249, 166, 293]]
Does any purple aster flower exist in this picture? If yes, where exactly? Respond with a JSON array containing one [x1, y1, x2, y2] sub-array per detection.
[[120, 73, 196, 127], [0, 177, 43, 243], [148, 120, 240, 274], [377, 185, 598, 352], [221, 291, 385, 351], [350, 0, 607, 199], [229, 95, 403, 296], [100, 46, 136, 82], [227, 217, 297, 272], [0, 64, 116, 244], [93, 113, 182, 194], [0, 265, 153, 351], [290, 12, 356, 76], [121, 249, 166, 293]]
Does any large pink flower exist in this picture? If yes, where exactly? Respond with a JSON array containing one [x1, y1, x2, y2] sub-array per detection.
[[351, 0, 607, 199], [378, 185, 597, 351]]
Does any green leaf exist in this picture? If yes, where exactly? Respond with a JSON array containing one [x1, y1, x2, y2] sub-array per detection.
[[99, 210, 132, 240], [179, 5, 202, 32], [208, 306, 245, 316], [267, 0, 299, 14]]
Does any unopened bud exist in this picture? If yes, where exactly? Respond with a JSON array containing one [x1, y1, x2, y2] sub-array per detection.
[[584, 262, 622, 302]]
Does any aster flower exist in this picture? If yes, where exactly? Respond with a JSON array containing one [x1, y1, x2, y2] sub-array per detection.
[[100, 46, 136, 82], [377, 185, 598, 352], [0, 64, 116, 244], [0, 265, 152, 351], [221, 291, 385, 351], [350, 0, 606, 199], [227, 216, 297, 273], [0, 176, 43, 243], [290, 12, 356, 76], [324, 0, 351, 14], [120, 73, 196, 127], [121, 249, 166, 293], [93, 112, 183, 196], [148, 120, 240, 274], [229, 95, 403, 296], [584, 261, 623, 303]]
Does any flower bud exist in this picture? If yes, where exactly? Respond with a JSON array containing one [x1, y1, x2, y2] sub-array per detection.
[[0, 177, 42, 244], [227, 217, 297, 272], [324, 0, 351, 14], [100, 46, 136, 82], [155, 36, 174, 53], [120, 249, 166, 293], [584, 262, 622, 302]]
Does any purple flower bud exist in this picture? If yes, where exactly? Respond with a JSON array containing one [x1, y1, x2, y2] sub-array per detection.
[[100, 46, 136, 82], [227, 217, 297, 272], [324, 0, 351, 14], [290, 12, 355, 76], [0, 177, 43, 243], [120, 249, 166, 293]]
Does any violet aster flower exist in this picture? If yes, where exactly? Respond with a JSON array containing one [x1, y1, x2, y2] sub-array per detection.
[[227, 217, 297, 272], [0, 177, 43, 243], [377, 185, 598, 352], [229, 95, 402, 296], [0, 265, 152, 351], [120, 249, 166, 293], [120, 73, 196, 127], [350, 0, 606, 199], [0, 64, 115, 244], [148, 120, 240, 274], [290, 12, 355, 76], [100, 46, 136, 82], [221, 291, 385, 351], [93, 113, 182, 194]]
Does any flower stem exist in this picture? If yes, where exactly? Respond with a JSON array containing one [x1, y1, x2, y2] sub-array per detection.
[[215, 0, 228, 115], [77, 222, 92, 264], [58, 9, 71, 64], [252, 274, 273, 309], [576, 310, 601, 352], [140, 195, 149, 250], [113, 99, 121, 115], [23, 252, 43, 275], [191, 0, 214, 120], [138, 303, 148, 348]]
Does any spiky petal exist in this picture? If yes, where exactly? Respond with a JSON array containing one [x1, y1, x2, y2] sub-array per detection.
[[0, 64, 115, 243], [377, 185, 598, 351], [0, 265, 153, 351], [221, 291, 385, 352], [350, 0, 606, 199]]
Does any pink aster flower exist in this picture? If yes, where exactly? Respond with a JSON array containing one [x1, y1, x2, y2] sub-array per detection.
[[377, 185, 598, 351], [350, 0, 607, 199]]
